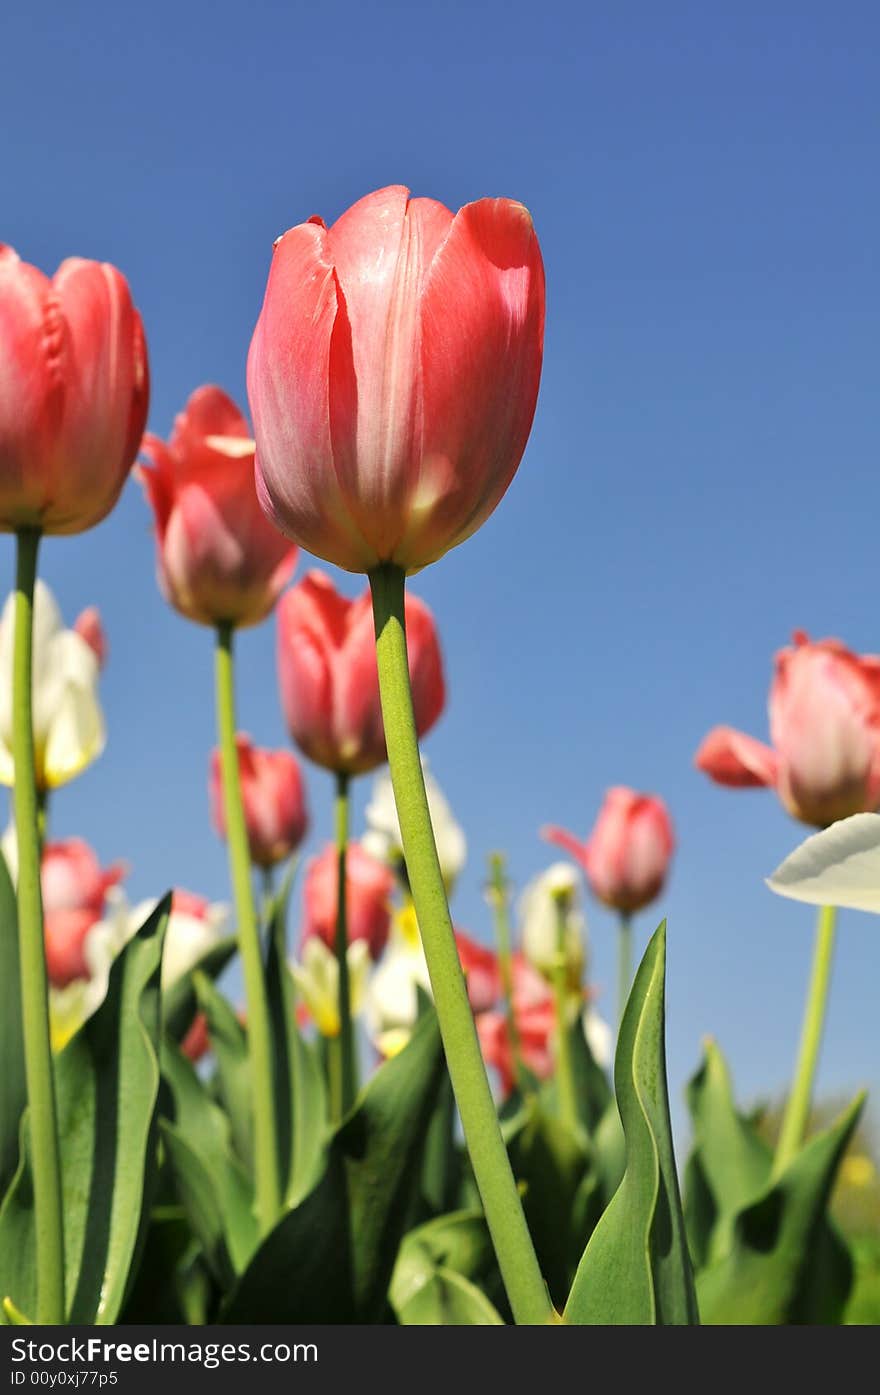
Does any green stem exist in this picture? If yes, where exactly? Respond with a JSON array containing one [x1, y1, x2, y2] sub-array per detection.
[[552, 894, 578, 1135], [774, 904, 838, 1175], [13, 529, 65, 1323], [487, 852, 523, 1093], [617, 915, 633, 1031], [370, 564, 552, 1325], [215, 623, 281, 1233], [331, 771, 357, 1122]]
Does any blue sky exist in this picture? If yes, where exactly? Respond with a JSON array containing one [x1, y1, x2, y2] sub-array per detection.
[[3, 1, 878, 1137]]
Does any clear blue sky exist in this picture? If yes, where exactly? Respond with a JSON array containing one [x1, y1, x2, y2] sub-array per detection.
[[3, 1, 878, 1137]]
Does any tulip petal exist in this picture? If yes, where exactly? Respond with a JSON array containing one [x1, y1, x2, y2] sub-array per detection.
[[248, 222, 373, 571], [541, 824, 590, 869], [694, 726, 779, 788], [395, 197, 545, 568], [767, 813, 880, 912]]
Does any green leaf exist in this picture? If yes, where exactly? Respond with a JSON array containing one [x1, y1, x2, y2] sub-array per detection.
[[194, 973, 252, 1172], [564, 921, 698, 1325], [418, 1074, 459, 1217], [0, 896, 169, 1324], [0, 851, 25, 1201], [683, 1039, 772, 1265], [541, 1014, 612, 1138], [162, 936, 238, 1043], [119, 1207, 196, 1323], [696, 1093, 864, 1324], [395, 1266, 504, 1324], [508, 1101, 589, 1309], [392, 1208, 501, 1312], [222, 1008, 446, 1323], [159, 1040, 258, 1280], [264, 884, 327, 1207]]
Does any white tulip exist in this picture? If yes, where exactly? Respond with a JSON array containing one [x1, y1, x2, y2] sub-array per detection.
[[0, 581, 105, 790], [291, 937, 370, 1037], [363, 759, 466, 893], [518, 862, 586, 982]]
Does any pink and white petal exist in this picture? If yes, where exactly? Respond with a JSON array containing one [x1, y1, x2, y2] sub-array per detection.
[[694, 726, 779, 788]]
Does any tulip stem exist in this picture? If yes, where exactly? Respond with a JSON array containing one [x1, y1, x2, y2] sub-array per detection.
[[13, 528, 65, 1324], [370, 564, 552, 1325], [215, 622, 281, 1234], [487, 853, 524, 1095], [774, 903, 838, 1176], [552, 894, 578, 1135], [617, 915, 633, 1030], [330, 771, 357, 1122]]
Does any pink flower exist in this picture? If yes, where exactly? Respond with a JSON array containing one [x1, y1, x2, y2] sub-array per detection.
[[247, 185, 545, 573], [475, 955, 558, 1096], [209, 735, 308, 868], [455, 930, 502, 1013], [302, 841, 395, 960], [277, 570, 445, 775], [544, 787, 675, 915], [73, 607, 107, 669], [139, 385, 298, 627], [41, 839, 126, 987], [181, 1011, 210, 1063], [0, 245, 148, 535], [695, 631, 880, 828]]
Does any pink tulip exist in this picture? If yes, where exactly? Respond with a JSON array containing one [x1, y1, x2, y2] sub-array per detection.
[[247, 185, 545, 573], [475, 955, 558, 1096], [0, 245, 148, 534], [455, 931, 502, 1013], [73, 607, 108, 669], [695, 631, 880, 828], [277, 570, 445, 775], [209, 734, 309, 868], [41, 838, 126, 987], [544, 787, 675, 915], [181, 1012, 210, 1064], [302, 841, 394, 960], [139, 385, 298, 627]]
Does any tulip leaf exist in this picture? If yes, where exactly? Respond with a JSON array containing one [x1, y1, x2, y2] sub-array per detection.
[[264, 881, 327, 1207], [696, 1093, 864, 1324], [159, 1039, 258, 1280], [162, 935, 238, 1043], [508, 1100, 589, 1309], [392, 1209, 504, 1319], [222, 1008, 445, 1322], [564, 922, 698, 1325], [395, 1266, 505, 1325], [0, 851, 25, 1201], [683, 1039, 772, 1266], [541, 1015, 612, 1137], [418, 1074, 460, 1217], [0, 895, 169, 1324], [119, 1207, 196, 1323], [193, 972, 252, 1172]]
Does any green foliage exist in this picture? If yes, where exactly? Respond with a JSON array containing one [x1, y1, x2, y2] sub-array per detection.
[[0, 851, 25, 1201], [564, 922, 698, 1325], [0, 897, 169, 1324]]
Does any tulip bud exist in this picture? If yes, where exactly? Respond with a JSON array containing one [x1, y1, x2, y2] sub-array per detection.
[[302, 841, 395, 961], [0, 245, 148, 535], [277, 570, 445, 776], [363, 760, 465, 891], [209, 735, 308, 868], [544, 788, 675, 915], [518, 862, 586, 983], [696, 632, 880, 828], [138, 386, 298, 628], [247, 185, 545, 573]]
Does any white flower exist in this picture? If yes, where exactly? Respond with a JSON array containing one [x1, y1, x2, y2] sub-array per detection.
[[364, 905, 432, 1057], [291, 936, 370, 1037], [767, 813, 880, 912], [363, 760, 466, 893], [518, 862, 586, 983], [582, 1006, 613, 1069], [159, 894, 231, 989], [0, 581, 105, 790]]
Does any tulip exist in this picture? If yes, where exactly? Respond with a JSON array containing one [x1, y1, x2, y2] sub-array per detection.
[[247, 184, 545, 574], [0, 580, 105, 790], [364, 904, 432, 1057], [695, 631, 880, 829], [41, 839, 126, 987], [291, 936, 370, 1038], [209, 735, 308, 869], [181, 1011, 211, 1064], [161, 889, 231, 990], [73, 607, 107, 669], [277, 570, 445, 775], [0, 245, 148, 536], [47, 886, 142, 1053], [138, 385, 298, 628], [302, 841, 394, 961], [544, 788, 675, 917], [518, 863, 586, 986], [364, 759, 465, 892]]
